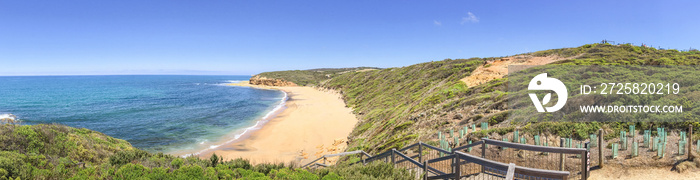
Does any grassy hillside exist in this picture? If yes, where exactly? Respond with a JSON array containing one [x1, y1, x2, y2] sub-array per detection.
[[0, 124, 414, 180], [254, 67, 379, 86], [322, 43, 700, 154]]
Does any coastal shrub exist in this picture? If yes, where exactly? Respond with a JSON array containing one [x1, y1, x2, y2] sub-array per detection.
[[146, 167, 171, 180], [109, 149, 150, 166], [226, 158, 252, 169], [326, 162, 414, 180], [170, 158, 184, 169], [209, 153, 219, 167], [115, 163, 148, 180], [234, 168, 266, 179], [173, 165, 204, 179], [0, 151, 30, 179], [322, 172, 342, 180], [253, 162, 288, 174], [269, 168, 319, 179]]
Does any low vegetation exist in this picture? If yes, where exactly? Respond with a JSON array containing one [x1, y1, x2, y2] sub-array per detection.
[[254, 67, 379, 86], [0, 124, 414, 180]]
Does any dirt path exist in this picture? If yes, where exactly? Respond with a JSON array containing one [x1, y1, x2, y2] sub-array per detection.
[[590, 166, 700, 180]]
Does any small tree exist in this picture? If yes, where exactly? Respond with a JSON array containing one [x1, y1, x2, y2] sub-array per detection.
[[210, 153, 219, 167]]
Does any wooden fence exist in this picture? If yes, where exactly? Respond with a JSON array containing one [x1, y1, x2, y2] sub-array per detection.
[[305, 138, 588, 180]]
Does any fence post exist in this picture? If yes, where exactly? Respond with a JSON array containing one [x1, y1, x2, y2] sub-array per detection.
[[418, 142, 423, 164], [481, 140, 486, 173], [560, 138, 565, 171], [360, 153, 364, 165], [690, 125, 693, 160], [454, 152, 461, 180], [583, 143, 589, 180], [506, 163, 516, 180], [391, 149, 396, 166], [598, 129, 604, 168], [423, 160, 428, 180], [323, 157, 327, 165]]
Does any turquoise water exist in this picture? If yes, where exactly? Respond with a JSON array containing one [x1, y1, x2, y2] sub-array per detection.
[[0, 75, 286, 154]]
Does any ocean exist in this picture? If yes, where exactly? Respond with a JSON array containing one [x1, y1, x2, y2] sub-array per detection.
[[0, 75, 286, 155]]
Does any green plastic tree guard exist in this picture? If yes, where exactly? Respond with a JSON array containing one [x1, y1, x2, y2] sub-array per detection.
[[620, 131, 627, 150], [612, 143, 618, 158], [514, 130, 519, 143], [662, 142, 667, 158], [629, 125, 635, 137], [679, 140, 686, 155], [657, 142, 663, 157], [644, 130, 650, 148], [467, 140, 472, 152], [632, 141, 638, 157], [576, 143, 582, 158]]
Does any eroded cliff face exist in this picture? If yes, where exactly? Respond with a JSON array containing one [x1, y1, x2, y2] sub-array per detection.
[[249, 76, 297, 86]]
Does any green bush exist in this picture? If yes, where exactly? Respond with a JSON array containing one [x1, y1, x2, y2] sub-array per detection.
[[109, 149, 150, 166], [170, 158, 184, 169], [326, 162, 414, 180], [115, 163, 148, 180], [173, 165, 204, 180]]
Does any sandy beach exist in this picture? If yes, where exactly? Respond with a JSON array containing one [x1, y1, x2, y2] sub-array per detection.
[[199, 81, 358, 165]]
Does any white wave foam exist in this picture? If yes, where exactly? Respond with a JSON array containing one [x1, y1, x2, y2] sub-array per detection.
[[180, 90, 288, 157], [213, 80, 244, 86], [0, 114, 16, 121]]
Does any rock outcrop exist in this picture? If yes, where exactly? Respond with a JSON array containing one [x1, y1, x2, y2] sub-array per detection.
[[249, 76, 297, 86]]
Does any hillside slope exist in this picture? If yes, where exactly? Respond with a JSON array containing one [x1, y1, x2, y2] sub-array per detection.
[[322, 43, 700, 154], [252, 67, 379, 86]]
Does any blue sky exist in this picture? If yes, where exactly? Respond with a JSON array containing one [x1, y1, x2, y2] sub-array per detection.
[[1, 0, 699, 75]]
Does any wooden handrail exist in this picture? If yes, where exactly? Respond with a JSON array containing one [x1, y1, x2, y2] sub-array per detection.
[[397, 142, 420, 152], [322, 150, 368, 158], [392, 150, 422, 167], [455, 151, 570, 179], [420, 143, 451, 154], [302, 150, 371, 168], [302, 157, 325, 168], [453, 140, 484, 151], [310, 139, 579, 180], [483, 138, 586, 154], [427, 154, 453, 164]]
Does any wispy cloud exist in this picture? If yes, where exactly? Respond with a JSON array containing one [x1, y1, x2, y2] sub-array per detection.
[[461, 12, 479, 24], [433, 20, 442, 26]]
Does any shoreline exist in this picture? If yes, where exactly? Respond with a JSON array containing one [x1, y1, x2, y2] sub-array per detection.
[[195, 81, 359, 165], [168, 81, 290, 157]]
